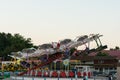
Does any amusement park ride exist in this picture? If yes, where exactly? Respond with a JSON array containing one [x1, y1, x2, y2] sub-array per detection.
[[8, 34, 107, 76]]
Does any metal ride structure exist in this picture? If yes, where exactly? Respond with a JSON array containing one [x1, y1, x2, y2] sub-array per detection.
[[8, 34, 107, 76]]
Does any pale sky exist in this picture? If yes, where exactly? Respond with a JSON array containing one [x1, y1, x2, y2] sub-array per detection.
[[0, 0, 120, 49]]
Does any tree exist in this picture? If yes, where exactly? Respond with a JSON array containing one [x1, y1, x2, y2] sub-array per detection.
[[0, 32, 34, 60], [96, 52, 109, 56], [115, 46, 120, 50], [110, 46, 120, 50]]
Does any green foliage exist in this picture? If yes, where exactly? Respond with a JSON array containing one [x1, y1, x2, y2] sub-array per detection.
[[96, 52, 109, 56], [70, 48, 76, 55], [110, 46, 120, 50], [115, 46, 120, 50], [0, 32, 34, 60]]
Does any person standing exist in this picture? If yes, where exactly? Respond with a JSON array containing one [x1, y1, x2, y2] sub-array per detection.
[[108, 74, 113, 80], [83, 75, 88, 80]]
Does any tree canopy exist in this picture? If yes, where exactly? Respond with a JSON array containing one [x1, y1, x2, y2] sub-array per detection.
[[96, 52, 109, 56], [0, 32, 34, 60], [110, 46, 120, 50]]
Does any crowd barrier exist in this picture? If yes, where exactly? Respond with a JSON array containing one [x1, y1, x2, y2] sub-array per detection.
[[18, 70, 92, 78]]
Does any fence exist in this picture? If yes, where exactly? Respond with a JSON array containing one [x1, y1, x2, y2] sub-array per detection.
[[10, 76, 108, 80]]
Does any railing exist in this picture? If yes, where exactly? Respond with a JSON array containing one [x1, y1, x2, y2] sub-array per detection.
[[10, 76, 109, 80]]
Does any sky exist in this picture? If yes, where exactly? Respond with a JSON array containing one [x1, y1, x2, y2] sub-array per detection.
[[0, 0, 120, 49]]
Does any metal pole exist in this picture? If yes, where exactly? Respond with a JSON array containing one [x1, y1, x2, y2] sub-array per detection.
[[98, 37, 102, 46], [60, 62, 61, 70], [94, 39, 99, 47], [94, 76, 96, 80], [51, 63, 52, 70], [75, 71, 78, 80], [54, 62, 56, 71]]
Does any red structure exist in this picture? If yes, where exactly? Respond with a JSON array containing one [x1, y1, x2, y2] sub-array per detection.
[[60, 71, 66, 77], [37, 71, 42, 77], [32, 71, 36, 76], [18, 53, 62, 76], [51, 71, 58, 77], [68, 71, 74, 77], [43, 71, 49, 77], [77, 72, 81, 77]]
